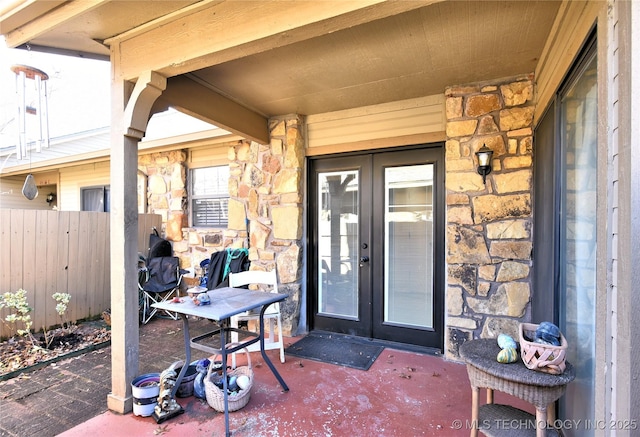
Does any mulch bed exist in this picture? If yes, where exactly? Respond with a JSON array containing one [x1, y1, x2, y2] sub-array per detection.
[[0, 319, 111, 381]]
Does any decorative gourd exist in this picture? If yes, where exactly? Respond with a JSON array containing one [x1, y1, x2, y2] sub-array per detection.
[[497, 347, 518, 363], [497, 333, 517, 350]]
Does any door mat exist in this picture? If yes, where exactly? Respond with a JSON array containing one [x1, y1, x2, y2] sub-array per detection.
[[285, 331, 384, 371]]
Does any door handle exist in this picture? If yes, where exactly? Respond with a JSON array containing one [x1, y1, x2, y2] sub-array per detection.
[[359, 256, 369, 267]]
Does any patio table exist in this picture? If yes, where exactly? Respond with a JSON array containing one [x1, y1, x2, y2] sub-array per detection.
[[152, 286, 289, 437], [460, 339, 574, 437]]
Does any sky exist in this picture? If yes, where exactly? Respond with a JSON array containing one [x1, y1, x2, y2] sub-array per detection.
[[0, 36, 112, 150], [0, 35, 220, 155]]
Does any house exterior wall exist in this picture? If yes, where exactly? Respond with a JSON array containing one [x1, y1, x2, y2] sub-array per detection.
[[136, 146, 239, 270], [0, 171, 58, 210], [303, 75, 536, 362], [306, 95, 446, 154], [174, 142, 244, 271], [604, 0, 618, 426], [0, 177, 54, 210], [59, 161, 110, 211], [188, 143, 230, 167], [226, 116, 305, 336], [137, 149, 188, 241], [136, 117, 305, 336], [444, 75, 535, 359], [609, 0, 640, 428]]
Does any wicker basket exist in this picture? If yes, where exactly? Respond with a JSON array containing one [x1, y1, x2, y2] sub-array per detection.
[[519, 322, 567, 375], [204, 345, 253, 412]]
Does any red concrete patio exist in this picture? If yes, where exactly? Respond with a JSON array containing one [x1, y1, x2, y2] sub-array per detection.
[[56, 318, 533, 437]]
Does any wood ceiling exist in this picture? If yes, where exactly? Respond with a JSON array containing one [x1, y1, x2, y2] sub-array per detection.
[[1, 1, 562, 118]]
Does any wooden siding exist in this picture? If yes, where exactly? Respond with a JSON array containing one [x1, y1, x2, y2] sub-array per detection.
[[59, 161, 110, 211], [188, 143, 232, 168], [534, 0, 600, 125], [0, 178, 54, 210], [306, 95, 446, 155], [609, 0, 640, 424], [0, 210, 162, 339]]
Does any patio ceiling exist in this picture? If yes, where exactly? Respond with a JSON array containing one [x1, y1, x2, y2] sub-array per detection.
[[1, 0, 562, 120]]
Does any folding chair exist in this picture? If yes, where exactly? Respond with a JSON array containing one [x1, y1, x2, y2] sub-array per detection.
[[228, 269, 285, 365], [138, 256, 185, 324]]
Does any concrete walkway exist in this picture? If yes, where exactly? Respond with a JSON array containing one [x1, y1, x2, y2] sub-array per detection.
[[1, 317, 534, 437]]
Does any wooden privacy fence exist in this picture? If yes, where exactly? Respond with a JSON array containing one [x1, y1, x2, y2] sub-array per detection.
[[0, 210, 162, 339]]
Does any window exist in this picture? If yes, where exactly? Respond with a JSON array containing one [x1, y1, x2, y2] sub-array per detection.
[[190, 166, 229, 227], [81, 186, 110, 212], [533, 33, 596, 435]]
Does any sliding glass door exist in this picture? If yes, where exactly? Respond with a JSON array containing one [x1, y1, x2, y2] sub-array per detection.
[[557, 46, 597, 432]]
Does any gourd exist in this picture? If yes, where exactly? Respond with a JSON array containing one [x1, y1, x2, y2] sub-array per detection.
[[497, 347, 518, 363], [495, 333, 518, 363], [497, 333, 517, 350]]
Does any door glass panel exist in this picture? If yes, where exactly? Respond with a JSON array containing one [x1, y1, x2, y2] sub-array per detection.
[[384, 164, 433, 328], [559, 53, 597, 433], [317, 171, 359, 319]]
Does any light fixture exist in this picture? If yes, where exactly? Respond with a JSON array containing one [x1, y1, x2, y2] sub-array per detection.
[[46, 192, 56, 204], [475, 144, 494, 185]]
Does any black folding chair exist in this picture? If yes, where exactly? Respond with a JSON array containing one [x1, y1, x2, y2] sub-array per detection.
[[138, 256, 185, 324]]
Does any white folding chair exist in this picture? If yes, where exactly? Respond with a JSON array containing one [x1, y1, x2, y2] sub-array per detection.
[[229, 269, 285, 365]]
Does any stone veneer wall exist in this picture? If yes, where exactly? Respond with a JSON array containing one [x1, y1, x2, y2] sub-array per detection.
[[444, 74, 535, 360], [138, 149, 226, 274], [138, 149, 188, 243], [226, 116, 305, 336], [140, 116, 305, 337], [138, 148, 230, 268]]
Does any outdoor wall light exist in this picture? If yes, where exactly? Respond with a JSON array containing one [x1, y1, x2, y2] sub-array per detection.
[[475, 144, 494, 185], [46, 192, 56, 204]]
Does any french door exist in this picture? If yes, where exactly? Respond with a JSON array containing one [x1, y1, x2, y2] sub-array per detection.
[[309, 146, 444, 350]]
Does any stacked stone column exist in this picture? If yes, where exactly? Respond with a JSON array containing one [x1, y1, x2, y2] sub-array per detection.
[[138, 150, 188, 242], [444, 74, 535, 359], [227, 116, 304, 336]]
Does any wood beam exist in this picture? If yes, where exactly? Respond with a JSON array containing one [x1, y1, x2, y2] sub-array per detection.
[[107, 68, 141, 415], [2, 0, 107, 48], [122, 71, 167, 139], [159, 75, 269, 144], [0, 0, 64, 34], [534, 0, 599, 125], [110, 0, 438, 80], [149, 99, 171, 119]]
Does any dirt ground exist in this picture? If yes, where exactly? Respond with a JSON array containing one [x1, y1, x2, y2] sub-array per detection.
[[0, 319, 111, 379]]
